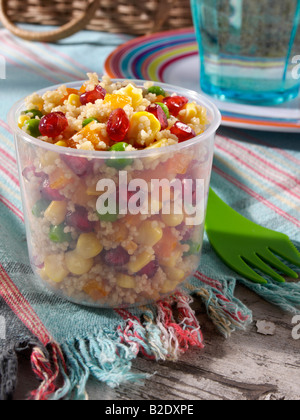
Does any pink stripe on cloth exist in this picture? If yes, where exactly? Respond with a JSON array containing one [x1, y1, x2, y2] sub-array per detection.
[[0, 146, 17, 165], [219, 135, 300, 188], [42, 42, 92, 75], [0, 195, 24, 221], [0, 118, 13, 134], [0, 163, 19, 186], [5, 33, 80, 82], [194, 272, 223, 292], [215, 141, 300, 202], [0, 263, 67, 400], [213, 165, 300, 229], [229, 128, 300, 167], [0, 263, 52, 346], [0, 36, 59, 84]]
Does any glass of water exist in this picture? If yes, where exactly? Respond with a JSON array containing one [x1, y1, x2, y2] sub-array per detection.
[[191, 0, 300, 104]]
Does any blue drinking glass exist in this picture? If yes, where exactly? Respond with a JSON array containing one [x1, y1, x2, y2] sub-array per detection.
[[190, 0, 300, 104]]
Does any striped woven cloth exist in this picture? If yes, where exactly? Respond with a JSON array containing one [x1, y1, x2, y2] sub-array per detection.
[[0, 25, 299, 400]]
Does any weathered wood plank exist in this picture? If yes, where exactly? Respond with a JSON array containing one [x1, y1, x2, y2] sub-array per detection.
[[14, 285, 300, 400]]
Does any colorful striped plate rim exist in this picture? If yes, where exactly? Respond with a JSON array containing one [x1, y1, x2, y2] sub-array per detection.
[[105, 28, 300, 133]]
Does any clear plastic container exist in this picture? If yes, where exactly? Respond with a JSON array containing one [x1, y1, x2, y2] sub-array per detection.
[[8, 80, 221, 308]]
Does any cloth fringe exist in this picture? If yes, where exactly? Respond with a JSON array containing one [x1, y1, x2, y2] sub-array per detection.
[[0, 346, 18, 400], [186, 279, 253, 338], [240, 279, 300, 315], [4, 289, 253, 400], [24, 291, 207, 400]]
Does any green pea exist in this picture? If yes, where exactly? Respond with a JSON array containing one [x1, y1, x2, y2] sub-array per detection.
[[110, 142, 128, 152], [147, 86, 166, 97], [24, 109, 43, 119], [106, 142, 133, 170], [32, 199, 51, 218], [49, 224, 72, 243], [82, 117, 99, 127], [156, 102, 170, 119], [97, 200, 119, 223], [25, 119, 41, 138], [182, 240, 202, 257]]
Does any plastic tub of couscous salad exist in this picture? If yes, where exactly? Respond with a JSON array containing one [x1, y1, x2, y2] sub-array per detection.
[[8, 74, 221, 308]]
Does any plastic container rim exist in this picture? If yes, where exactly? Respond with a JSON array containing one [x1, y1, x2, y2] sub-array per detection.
[[8, 78, 222, 159]]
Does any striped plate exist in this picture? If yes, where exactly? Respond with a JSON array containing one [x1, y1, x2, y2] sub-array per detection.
[[105, 28, 300, 133]]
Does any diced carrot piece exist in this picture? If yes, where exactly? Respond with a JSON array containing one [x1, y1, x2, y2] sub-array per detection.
[[60, 88, 79, 105], [156, 95, 165, 103], [75, 125, 109, 147], [123, 214, 143, 228], [154, 227, 178, 259], [72, 180, 91, 206], [166, 153, 193, 175], [137, 162, 167, 183], [104, 94, 132, 109], [106, 222, 128, 243], [49, 168, 73, 190], [83, 280, 108, 301], [79, 85, 86, 94]]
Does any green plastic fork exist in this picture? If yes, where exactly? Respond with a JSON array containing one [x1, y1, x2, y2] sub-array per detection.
[[205, 188, 300, 285]]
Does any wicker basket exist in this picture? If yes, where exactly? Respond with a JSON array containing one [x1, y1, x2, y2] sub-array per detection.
[[0, 0, 193, 42]]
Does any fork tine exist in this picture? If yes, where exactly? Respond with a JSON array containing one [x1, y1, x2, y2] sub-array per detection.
[[227, 256, 268, 284], [270, 236, 300, 268], [242, 254, 286, 283], [258, 248, 299, 279]]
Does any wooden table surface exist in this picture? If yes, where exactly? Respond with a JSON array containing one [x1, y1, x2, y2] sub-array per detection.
[[14, 284, 300, 401]]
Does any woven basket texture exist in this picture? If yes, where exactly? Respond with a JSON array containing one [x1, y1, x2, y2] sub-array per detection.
[[4, 0, 193, 35]]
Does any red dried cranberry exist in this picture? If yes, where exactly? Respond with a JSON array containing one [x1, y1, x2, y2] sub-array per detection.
[[137, 259, 159, 279], [65, 206, 95, 232], [107, 108, 130, 143], [80, 85, 106, 105], [103, 246, 130, 267], [61, 155, 89, 176], [39, 112, 68, 138], [22, 166, 47, 182], [40, 178, 65, 201], [146, 104, 168, 130], [170, 121, 196, 143], [163, 96, 188, 117]]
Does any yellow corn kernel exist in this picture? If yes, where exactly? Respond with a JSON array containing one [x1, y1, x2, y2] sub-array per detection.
[[44, 201, 68, 226], [65, 250, 94, 275], [160, 247, 182, 268], [160, 280, 177, 294], [163, 266, 185, 284], [39, 267, 48, 281], [44, 255, 69, 283], [117, 84, 143, 108], [76, 233, 103, 259], [68, 94, 81, 107], [128, 252, 153, 274], [146, 139, 168, 149], [161, 212, 184, 227], [180, 103, 198, 123], [18, 115, 30, 128], [86, 184, 105, 196], [136, 221, 163, 247], [116, 273, 136, 289], [128, 112, 161, 147], [55, 140, 67, 147]]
